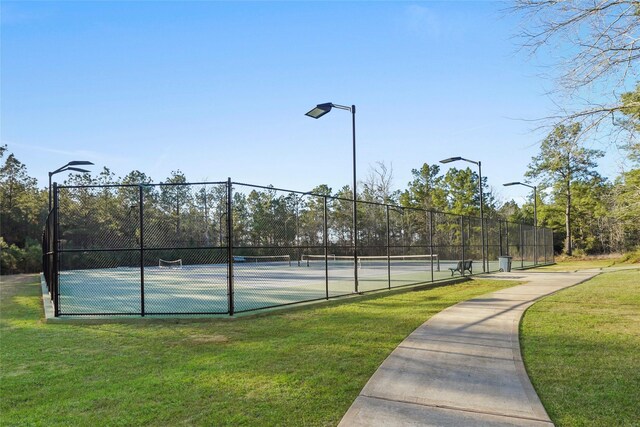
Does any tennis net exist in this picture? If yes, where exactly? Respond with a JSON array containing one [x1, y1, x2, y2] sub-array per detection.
[[301, 254, 439, 271], [233, 255, 291, 266], [159, 258, 183, 269]]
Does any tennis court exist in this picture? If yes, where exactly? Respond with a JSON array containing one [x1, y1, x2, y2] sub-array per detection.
[[57, 255, 466, 315], [43, 179, 554, 317]]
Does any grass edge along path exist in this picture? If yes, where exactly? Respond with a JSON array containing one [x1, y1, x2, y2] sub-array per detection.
[[1, 275, 518, 426], [520, 268, 640, 427]]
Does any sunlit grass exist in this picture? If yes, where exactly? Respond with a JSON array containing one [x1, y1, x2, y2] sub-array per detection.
[[534, 257, 621, 271], [1, 274, 518, 426], [521, 269, 640, 426]]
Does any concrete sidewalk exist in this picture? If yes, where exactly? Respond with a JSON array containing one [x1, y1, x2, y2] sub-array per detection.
[[339, 271, 599, 427]]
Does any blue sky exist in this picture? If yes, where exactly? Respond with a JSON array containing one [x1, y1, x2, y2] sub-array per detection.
[[0, 1, 627, 205]]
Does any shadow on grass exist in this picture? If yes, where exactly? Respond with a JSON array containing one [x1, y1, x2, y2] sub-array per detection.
[[1, 274, 520, 426]]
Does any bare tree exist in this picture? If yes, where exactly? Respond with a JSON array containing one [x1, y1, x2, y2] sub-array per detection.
[[512, 0, 640, 137], [362, 161, 398, 204]]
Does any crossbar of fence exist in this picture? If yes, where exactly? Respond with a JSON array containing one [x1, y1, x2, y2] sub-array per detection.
[[41, 179, 554, 317]]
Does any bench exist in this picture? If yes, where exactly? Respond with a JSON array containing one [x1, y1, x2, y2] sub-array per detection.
[[449, 259, 473, 276]]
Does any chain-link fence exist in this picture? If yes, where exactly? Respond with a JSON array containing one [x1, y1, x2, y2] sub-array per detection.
[[42, 179, 554, 317]]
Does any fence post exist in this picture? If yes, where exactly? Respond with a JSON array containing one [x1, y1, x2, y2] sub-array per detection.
[[520, 222, 524, 268], [353, 199, 359, 294], [42, 229, 47, 291], [139, 185, 145, 317], [429, 210, 434, 282], [505, 221, 510, 256], [542, 228, 549, 264], [324, 196, 329, 299], [498, 220, 503, 257], [53, 183, 59, 317], [533, 225, 538, 266], [460, 215, 465, 276], [386, 205, 391, 289], [227, 178, 234, 316], [43, 214, 51, 294], [544, 228, 547, 264]]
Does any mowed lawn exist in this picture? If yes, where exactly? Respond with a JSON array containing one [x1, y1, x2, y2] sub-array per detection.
[[1, 275, 518, 426], [521, 268, 640, 427], [534, 258, 620, 272]]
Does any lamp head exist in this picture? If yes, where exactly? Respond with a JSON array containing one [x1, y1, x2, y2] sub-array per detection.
[[503, 182, 522, 187], [439, 157, 462, 164], [305, 103, 333, 119], [51, 160, 94, 175], [66, 167, 91, 173]]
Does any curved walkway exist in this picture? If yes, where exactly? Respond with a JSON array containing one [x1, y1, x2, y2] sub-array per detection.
[[339, 270, 599, 427]]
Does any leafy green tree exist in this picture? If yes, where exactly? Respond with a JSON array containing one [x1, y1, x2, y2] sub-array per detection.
[[194, 184, 226, 246], [400, 163, 447, 212], [499, 188, 546, 228], [498, 200, 524, 224], [159, 170, 190, 240], [57, 170, 113, 250], [118, 170, 153, 205], [295, 185, 331, 252], [0, 146, 36, 211], [442, 168, 478, 217], [399, 162, 496, 256], [442, 168, 496, 217], [570, 177, 611, 254], [230, 191, 248, 247], [526, 123, 605, 255], [330, 185, 354, 247], [244, 187, 285, 246], [292, 184, 329, 235], [399, 164, 444, 250], [620, 83, 640, 162], [610, 169, 640, 251], [0, 237, 21, 274], [0, 146, 47, 249], [1, 235, 43, 275]]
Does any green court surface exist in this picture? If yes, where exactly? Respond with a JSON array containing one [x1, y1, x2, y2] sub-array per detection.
[[56, 259, 479, 316]]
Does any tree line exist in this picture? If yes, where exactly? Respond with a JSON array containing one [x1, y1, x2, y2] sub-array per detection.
[[2, 121, 638, 274], [42, 169, 493, 271]]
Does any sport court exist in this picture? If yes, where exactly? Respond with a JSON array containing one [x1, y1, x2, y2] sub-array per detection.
[[57, 254, 480, 315]]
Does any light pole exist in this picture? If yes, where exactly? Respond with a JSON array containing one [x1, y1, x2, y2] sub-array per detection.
[[306, 102, 358, 292], [440, 156, 486, 273], [48, 161, 94, 211], [504, 181, 538, 265]]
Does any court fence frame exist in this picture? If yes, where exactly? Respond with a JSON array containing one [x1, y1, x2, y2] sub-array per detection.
[[42, 178, 554, 317]]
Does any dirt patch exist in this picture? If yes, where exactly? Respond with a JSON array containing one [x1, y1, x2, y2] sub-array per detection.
[[1, 274, 40, 286], [0, 274, 40, 299]]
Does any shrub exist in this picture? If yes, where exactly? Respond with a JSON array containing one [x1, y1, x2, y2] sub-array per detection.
[[0, 237, 42, 274]]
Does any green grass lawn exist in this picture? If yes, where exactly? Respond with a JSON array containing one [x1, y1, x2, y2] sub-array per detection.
[[1, 275, 518, 426], [521, 269, 640, 427], [534, 258, 620, 271], [534, 253, 639, 272]]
